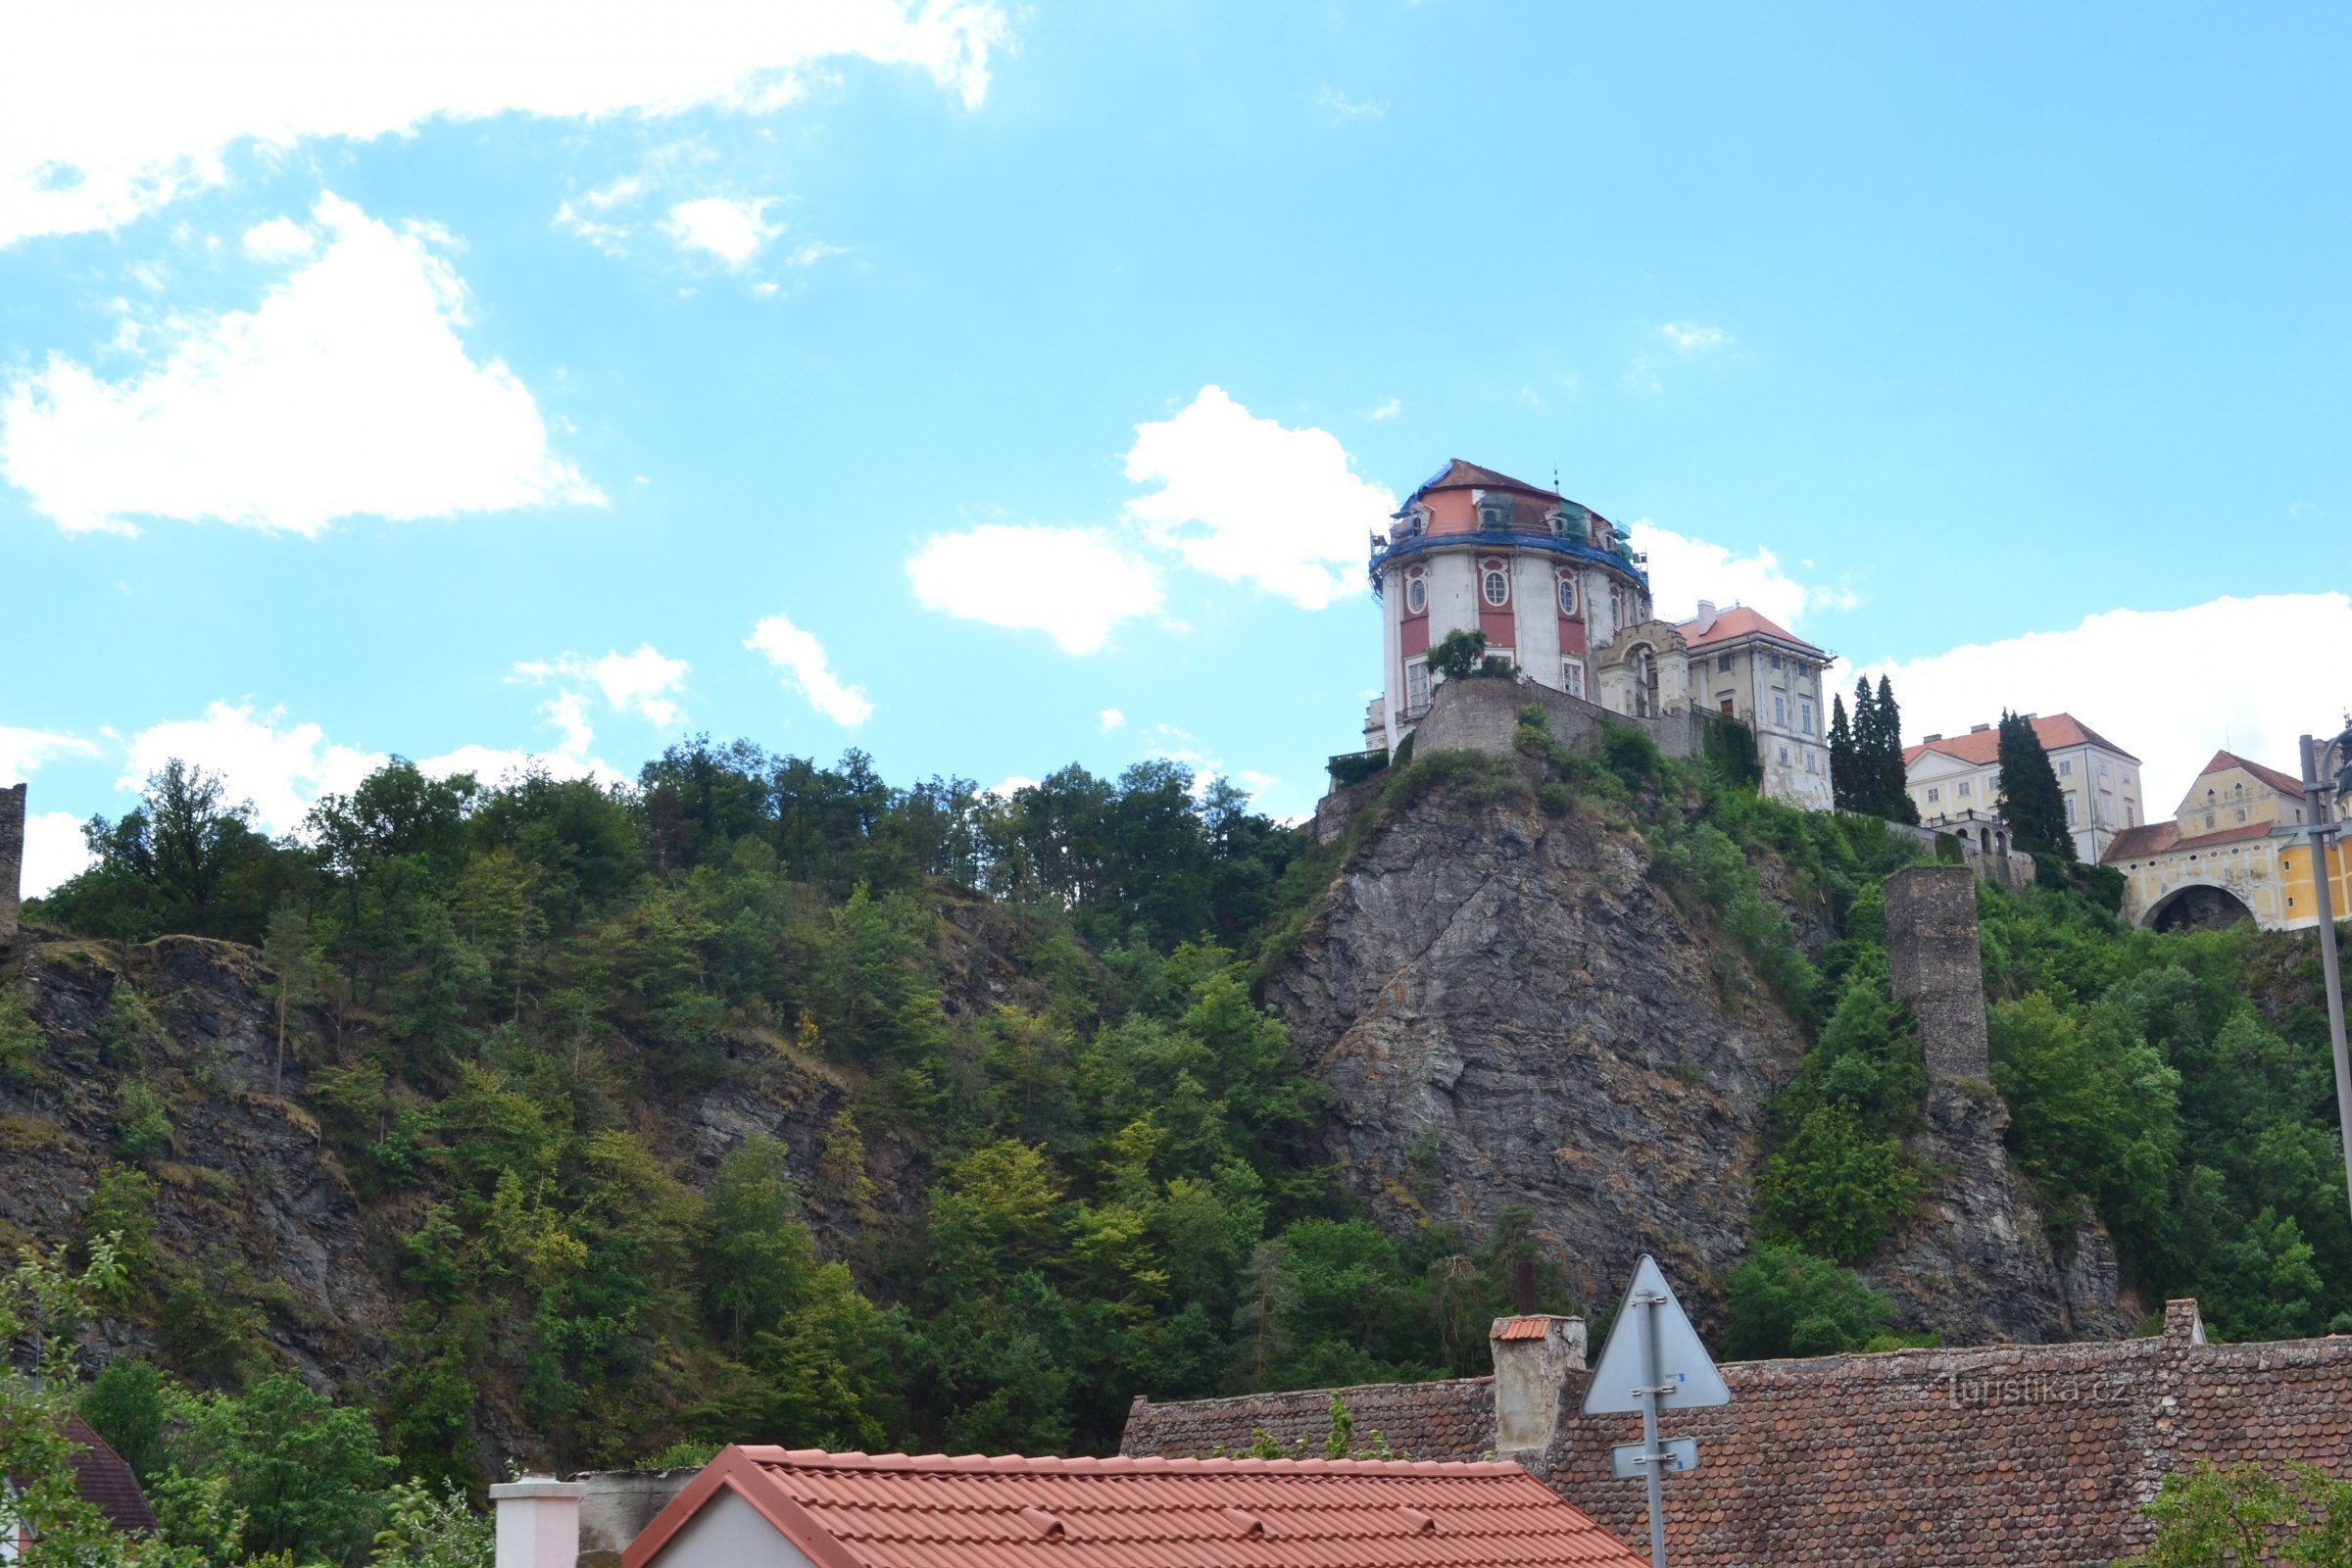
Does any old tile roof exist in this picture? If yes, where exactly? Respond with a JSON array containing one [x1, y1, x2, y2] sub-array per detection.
[[1124, 1379, 1497, 1466], [2102, 819, 2279, 863], [1901, 713, 2138, 768], [1408, 460, 1565, 502], [1673, 605, 1827, 658], [623, 1444, 1648, 1568], [2199, 749, 2307, 799], [1123, 1301, 2352, 1567], [63, 1414, 158, 1535]]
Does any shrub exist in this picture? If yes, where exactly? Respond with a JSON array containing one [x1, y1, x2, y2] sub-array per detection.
[[0, 990, 41, 1080], [1326, 751, 1389, 788], [1720, 1244, 1899, 1358], [1754, 1103, 1921, 1264], [114, 1078, 172, 1161]]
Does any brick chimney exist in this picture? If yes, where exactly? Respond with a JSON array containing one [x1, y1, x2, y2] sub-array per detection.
[[492, 1479, 588, 1568], [1489, 1314, 1587, 1458], [0, 782, 24, 945]]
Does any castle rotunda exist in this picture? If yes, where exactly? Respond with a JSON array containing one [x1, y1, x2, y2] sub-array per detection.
[[1365, 461, 1653, 754]]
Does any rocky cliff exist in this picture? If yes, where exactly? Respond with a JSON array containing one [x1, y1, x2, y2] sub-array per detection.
[[1266, 770, 2128, 1342]]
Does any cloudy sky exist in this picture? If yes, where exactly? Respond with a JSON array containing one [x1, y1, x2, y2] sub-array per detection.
[[5, 1, 2349, 894]]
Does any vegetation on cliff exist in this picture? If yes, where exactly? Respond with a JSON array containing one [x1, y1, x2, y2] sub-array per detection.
[[6, 712, 2345, 1520]]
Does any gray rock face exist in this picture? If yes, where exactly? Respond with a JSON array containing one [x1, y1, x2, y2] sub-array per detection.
[[1264, 785, 1807, 1316], [1268, 782, 2130, 1342]]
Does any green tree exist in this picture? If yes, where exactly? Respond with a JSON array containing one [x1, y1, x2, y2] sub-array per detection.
[[263, 897, 319, 1096], [1720, 1244, 1899, 1357], [1873, 677, 1920, 823], [2122, 1459, 2352, 1567], [1995, 710, 2075, 861], [1427, 628, 1490, 681], [1827, 695, 1857, 812]]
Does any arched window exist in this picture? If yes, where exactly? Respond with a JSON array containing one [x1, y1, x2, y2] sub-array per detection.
[[1405, 574, 1427, 614], [1483, 567, 1509, 607], [1556, 575, 1577, 615]]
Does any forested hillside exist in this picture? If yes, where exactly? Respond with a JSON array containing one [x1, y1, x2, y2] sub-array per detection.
[[5, 724, 2347, 1556]]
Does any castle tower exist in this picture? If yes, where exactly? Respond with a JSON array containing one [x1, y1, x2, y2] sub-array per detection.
[[1883, 863, 1990, 1080], [1367, 461, 1652, 753], [1, 783, 24, 944]]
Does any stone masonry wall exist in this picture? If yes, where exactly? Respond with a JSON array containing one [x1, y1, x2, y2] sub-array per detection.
[[1883, 863, 1988, 1080], [1405, 676, 1702, 766], [1, 782, 25, 945]]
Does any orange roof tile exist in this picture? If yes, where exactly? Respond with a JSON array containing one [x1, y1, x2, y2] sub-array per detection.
[[1674, 605, 1827, 658], [1408, 460, 1564, 502], [2198, 749, 2306, 799], [624, 1447, 1649, 1568], [1901, 713, 2137, 768]]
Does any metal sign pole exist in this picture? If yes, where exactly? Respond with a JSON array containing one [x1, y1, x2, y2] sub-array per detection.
[[2302, 733, 2352, 1238], [1640, 1290, 1667, 1568]]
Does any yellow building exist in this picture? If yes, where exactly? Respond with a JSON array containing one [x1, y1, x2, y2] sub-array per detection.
[[2104, 749, 2352, 932]]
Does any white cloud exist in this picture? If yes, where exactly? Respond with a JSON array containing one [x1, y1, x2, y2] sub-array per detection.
[[746, 613, 873, 726], [984, 774, 1037, 800], [906, 523, 1165, 655], [0, 0, 1012, 245], [1369, 397, 1401, 420], [515, 644, 689, 726], [1630, 520, 1857, 630], [118, 702, 386, 832], [1122, 385, 1395, 611], [1316, 89, 1389, 119], [1855, 593, 2352, 812], [415, 743, 627, 792], [240, 216, 316, 262], [0, 725, 100, 782], [661, 196, 781, 268], [22, 812, 95, 899], [1099, 709, 1125, 733], [0, 193, 602, 534], [1660, 321, 1728, 353]]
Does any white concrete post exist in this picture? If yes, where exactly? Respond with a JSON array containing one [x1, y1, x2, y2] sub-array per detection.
[[491, 1479, 590, 1568]]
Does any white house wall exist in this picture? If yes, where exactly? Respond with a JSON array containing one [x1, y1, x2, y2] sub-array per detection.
[[644, 1489, 816, 1568]]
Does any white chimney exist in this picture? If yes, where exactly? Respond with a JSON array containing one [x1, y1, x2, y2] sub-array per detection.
[[493, 1479, 589, 1568], [1489, 1314, 1588, 1457], [1692, 600, 1718, 636]]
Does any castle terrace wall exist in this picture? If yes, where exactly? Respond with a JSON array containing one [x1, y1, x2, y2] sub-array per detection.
[[1124, 1301, 2352, 1567], [1400, 673, 1706, 765]]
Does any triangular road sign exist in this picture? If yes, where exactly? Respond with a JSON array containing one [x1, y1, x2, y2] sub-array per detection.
[[1581, 1253, 1732, 1415]]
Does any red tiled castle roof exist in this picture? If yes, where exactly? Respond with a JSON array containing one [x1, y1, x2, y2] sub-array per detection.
[[1674, 605, 1826, 657], [1407, 460, 1565, 503], [1901, 713, 2137, 768], [624, 1445, 1648, 1568], [2198, 749, 2306, 799]]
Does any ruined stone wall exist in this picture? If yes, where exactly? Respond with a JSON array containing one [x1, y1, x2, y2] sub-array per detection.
[[1883, 863, 1988, 1080], [1400, 673, 1701, 765], [0, 783, 25, 944]]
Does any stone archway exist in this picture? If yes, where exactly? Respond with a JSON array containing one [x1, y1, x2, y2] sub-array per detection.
[[2145, 882, 2256, 933]]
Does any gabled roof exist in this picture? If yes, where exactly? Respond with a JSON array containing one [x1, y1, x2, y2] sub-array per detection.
[[2197, 750, 2306, 799], [623, 1446, 1648, 1568], [1406, 460, 1565, 504], [2101, 819, 2279, 863], [1900, 713, 2137, 769], [63, 1414, 158, 1535], [1675, 605, 1826, 658]]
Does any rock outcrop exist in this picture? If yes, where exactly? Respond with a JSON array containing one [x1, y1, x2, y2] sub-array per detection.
[[1267, 778, 2129, 1341], [1265, 778, 1807, 1317]]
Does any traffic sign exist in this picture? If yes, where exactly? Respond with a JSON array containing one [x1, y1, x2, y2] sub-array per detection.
[[1610, 1438, 1698, 1480], [1582, 1253, 1731, 1415]]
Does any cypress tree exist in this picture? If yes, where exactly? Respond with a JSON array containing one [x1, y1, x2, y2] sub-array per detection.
[[1995, 710, 2075, 860], [1828, 695, 1856, 811], [1875, 675, 1919, 823], [1850, 677, 1882, 812]]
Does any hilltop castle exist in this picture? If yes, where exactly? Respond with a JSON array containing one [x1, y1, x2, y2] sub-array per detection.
[[1359, 461, 1835, 810]]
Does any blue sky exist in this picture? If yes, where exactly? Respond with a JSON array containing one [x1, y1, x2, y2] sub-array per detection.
[[5, 0, 2349, 892]]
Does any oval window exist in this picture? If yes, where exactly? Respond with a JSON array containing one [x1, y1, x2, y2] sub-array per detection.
[[1483, 569, 1509, 607], [1557, 576, 1577, 615], [1405, 575, 1427, 613]]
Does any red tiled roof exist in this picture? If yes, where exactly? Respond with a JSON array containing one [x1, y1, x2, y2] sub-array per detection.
[[624, 1446, 1648, 1568], [1410, 460, 1564, 502], [2101, 820, 2278, 863], [1125, 1302, 2352, 1567], [63, 1414, 158, 1535], [1901, 713, 2136, 768], [1674, 605, 1826, 658], [2199, 749, 2306, 799]]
